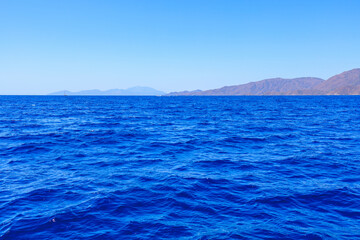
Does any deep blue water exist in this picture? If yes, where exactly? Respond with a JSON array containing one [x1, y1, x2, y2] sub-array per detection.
[[1, 96, 360, 239]]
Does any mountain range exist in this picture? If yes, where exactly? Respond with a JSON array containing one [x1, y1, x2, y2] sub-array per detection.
[[50, 69, 360, 96], [168, 68, 360, 96], [50, 87, 165, 96]]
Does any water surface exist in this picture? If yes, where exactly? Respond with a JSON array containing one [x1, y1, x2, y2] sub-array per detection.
[[1, 96, 360, 239]]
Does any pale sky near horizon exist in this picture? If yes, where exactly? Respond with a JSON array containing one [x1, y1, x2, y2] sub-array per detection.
[[1, 0, 360, 94]]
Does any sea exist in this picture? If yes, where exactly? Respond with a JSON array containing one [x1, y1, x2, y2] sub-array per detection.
[[0, 96, 359, 239]]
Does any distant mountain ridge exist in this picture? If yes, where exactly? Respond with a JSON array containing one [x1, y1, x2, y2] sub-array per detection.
[[50, 87, 166, 96], [313, 68, 360, 95], [168, 68, 360, 96], [50, 69, 360, 96]]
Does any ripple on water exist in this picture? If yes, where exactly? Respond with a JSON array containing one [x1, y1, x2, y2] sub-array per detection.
[[1, 96, 360, 239]]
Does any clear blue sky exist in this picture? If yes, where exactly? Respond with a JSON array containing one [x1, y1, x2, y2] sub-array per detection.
[[1, 0, 360, 94]]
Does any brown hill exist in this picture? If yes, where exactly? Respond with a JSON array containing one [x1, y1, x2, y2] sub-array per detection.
[[169, 77, 324, 96], [168, 68, 360, 96], [314, 68, 360, 94]]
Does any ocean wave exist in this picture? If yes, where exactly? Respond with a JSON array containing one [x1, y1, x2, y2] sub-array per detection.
[[1, 96, 360, 239]]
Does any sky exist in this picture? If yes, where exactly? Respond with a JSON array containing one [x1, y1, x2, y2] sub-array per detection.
[[1, 0, 360, 95]]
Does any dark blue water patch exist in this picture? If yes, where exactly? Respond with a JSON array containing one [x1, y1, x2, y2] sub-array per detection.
[[1, 96, 360, 239]]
